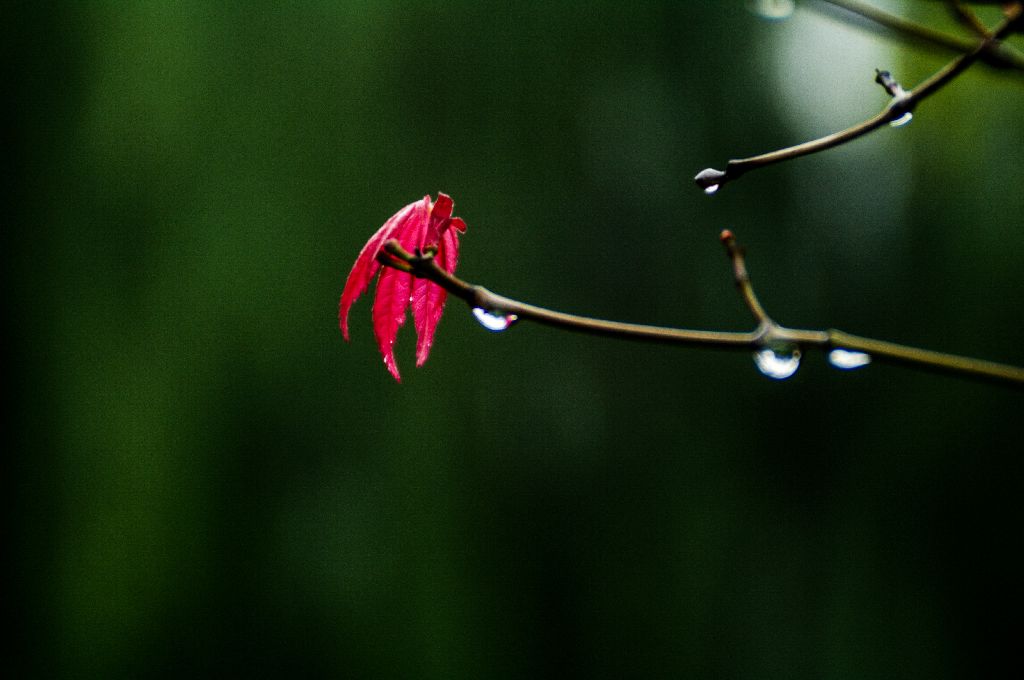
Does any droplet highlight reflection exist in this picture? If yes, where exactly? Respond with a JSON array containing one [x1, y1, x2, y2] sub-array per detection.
[[472, 307, 517, 332], [890, 111, 913, 128], [753, 347, 801, 380], [704, 184, 720, 196], [828, 349, 872, 370]]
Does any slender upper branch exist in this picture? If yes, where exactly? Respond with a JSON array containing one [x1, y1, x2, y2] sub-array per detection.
[[814, 0, 1024, 71], [949, 1, 992, 38], [694, 5, 1023, 193], [377, 238, 1024, 387]]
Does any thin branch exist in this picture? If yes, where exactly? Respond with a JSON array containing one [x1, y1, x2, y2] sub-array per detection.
[[719, 229, 770, 325], [377, 237, 1024, 387], [814, 0, 1024, 71], [949, 0, 992, 37], [695, 5, 1023, 193], [914, 6, 1022, 98], [378, 242, 757, 348]]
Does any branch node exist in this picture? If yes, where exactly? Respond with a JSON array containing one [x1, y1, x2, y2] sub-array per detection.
[[377, 240, 415, 272], [694, 10, 1022, 191], [874, 68, 908, 99], [875, 68, 916, 124], [372, 232, 1024, 386]]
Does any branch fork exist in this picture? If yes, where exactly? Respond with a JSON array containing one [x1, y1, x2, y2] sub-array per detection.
[[376, 236, 1024, 387], [695, 4, 1023, 192]]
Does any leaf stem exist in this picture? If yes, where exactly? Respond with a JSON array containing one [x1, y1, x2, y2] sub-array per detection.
[[378, 237, 1024, 387], [694, 5, 1023, 192]]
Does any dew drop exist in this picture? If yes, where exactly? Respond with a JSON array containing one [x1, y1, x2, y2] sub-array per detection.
[[753, 347, 801, 380], [890, 111, 913, 128], [747, 0, 795, 20], [694, 168, 727, 193], [472, 307, 518, 332], [828, 348, 872, 370]]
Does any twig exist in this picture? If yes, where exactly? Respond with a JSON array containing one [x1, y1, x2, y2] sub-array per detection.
[[377, 242, 756, 348], [814, 0, 1024, 71], [695, 6, 1023, 193], [720, 229, 770, 326], [377, 236, 1024, 387], [949, 0, 992, 37]]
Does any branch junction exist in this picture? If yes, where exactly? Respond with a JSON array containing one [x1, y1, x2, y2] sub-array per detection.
[[377, 235, 1024, 387]]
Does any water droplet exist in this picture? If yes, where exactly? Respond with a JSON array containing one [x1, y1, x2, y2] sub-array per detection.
[[472, 307, 517, 332], [694, 168, 727, 193], [890, 111, 913, 128], [828, 348, 872, 370], [747, 0, 795, 20], [753, 347, 801, 380]]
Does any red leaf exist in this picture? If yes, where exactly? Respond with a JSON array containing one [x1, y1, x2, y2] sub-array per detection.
[[372, 266, 413, 382], [341, 193, 467, 381], [414, 227, 461, 365], [338, 199, 423, 340], [440, 225, 461, 272], [413, 198, 463, 366]]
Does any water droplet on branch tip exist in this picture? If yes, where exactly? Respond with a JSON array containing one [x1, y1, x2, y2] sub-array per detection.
[[472, 307, 517, 332], [828, 349, 872, 370], [890, 111, 913, 128], [753, 347, 801, 380], [694, 168, 727, 194]]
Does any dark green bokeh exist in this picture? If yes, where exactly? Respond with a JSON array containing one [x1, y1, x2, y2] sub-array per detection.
[[10, 2, 1023, 677]]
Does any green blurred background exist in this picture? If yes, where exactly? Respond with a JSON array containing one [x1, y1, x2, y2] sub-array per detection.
[[9, 1, 1024, 677]]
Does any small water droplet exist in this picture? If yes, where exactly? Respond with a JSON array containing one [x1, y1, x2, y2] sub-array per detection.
[[753, 347, 801, 380], [890, 111, 913, 128], [694, 168, 727, 193], [472, 307, 517, 332], [747, 0, 795, 20], [828, 349, 872, 370]]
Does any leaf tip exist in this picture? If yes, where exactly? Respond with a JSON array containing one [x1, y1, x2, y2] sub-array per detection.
[[384, 353, 402, 382]]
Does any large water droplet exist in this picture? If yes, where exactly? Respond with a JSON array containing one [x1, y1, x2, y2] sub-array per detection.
[[890, 111, 913, 128], [747, 0, 795, 19], [703, 184, 720, 196], [828, 348, 872, 370], [753, 347, 801, 380], [472, 307, 517, 332]]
